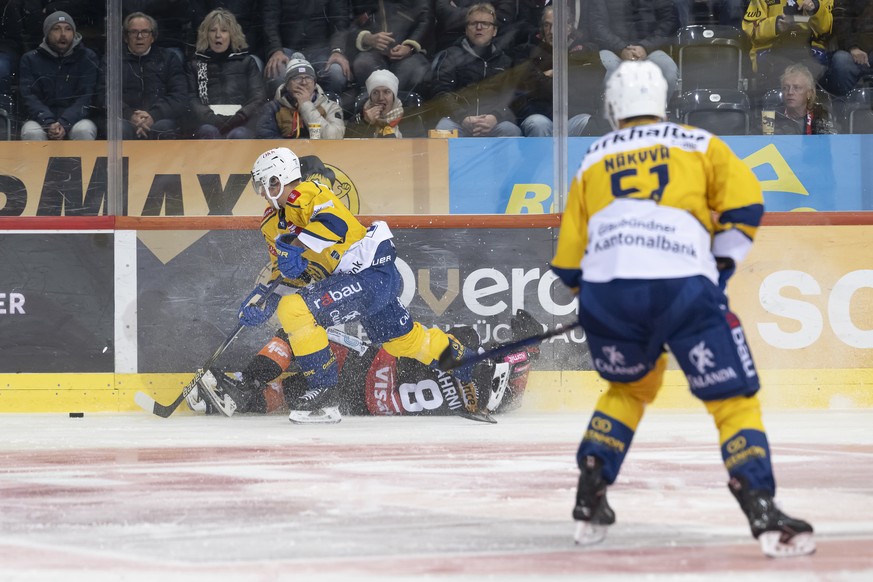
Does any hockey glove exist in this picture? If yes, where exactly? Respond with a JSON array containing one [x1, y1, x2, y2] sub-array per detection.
[[716, 257, 736, 293], [275, 233, 309, 280], [238, 283, 280, 327]]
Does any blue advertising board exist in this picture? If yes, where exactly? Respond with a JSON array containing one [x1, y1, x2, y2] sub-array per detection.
[[448, 135, 873, 213]]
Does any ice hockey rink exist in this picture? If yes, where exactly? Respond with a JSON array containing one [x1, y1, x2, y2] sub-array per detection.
[[1, 409, 872, 582]]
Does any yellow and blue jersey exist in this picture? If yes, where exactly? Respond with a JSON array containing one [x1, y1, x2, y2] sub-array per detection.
[[260, 179, 368, 287], [551, 121, 764, 289]]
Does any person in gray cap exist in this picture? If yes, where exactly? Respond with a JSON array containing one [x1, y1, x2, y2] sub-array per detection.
[[18, 10, 99, 140], [256, 54, 345, 139]]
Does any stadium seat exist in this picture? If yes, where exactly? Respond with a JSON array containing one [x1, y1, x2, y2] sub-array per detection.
[[675, 25, 748, 93], [843, 87, 873, 134], [676, 88, 750, 135]]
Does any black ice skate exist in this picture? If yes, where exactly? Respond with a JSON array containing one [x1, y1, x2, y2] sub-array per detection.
[[729, 476, 815, 557], [288, 384, 342, 424], [573, 455, 615, 546]]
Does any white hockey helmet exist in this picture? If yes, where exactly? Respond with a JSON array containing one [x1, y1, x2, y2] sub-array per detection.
[[604, 60, 668, 130], [251, 147, 302, 209]]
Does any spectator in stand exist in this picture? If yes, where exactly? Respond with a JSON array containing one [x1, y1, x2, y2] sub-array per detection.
[[821, 0, 873, 95], [435, 0, 516, 53], [510, 0, 556, 51], [431, 3, 522, 137], [186, 8, 265, 139], [21, 1, 103, 53], [256, 55, 345, 139], [99, 12, 189, 139], [19, 11, 98, 140], [742, 0, 833, 90], [1, 0, 24, 133], [513, 5, 608, 136], [191, 0, 265, 68], [589, 0, 680, 98], [261, 0, 351, 97], [349, 0, 433, 95], [770, 62, 837, 133], [354, 69, 406, 137], [122, 1, 194, 65]]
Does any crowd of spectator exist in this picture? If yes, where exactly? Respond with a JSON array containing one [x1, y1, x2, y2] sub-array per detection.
[[1, 0, 872, 140]]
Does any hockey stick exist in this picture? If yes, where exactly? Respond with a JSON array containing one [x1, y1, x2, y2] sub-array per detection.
[[438, 321, 583, 371], [134, 278, 283, 418]]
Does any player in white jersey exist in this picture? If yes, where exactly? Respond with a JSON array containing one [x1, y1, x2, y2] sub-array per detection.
[[550, 60, 814, 558]]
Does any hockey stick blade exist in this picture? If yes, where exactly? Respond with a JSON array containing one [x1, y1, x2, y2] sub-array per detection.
[[134, 372, 203, 418], [135, 278, 283, 418], [458, 409, 498, 424], [439, 322, 582, 371]]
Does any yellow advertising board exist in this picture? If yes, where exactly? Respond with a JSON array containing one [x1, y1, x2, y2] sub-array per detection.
[[0, 140, 450, 217]]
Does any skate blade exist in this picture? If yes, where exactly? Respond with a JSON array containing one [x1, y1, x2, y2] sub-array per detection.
[[289, 406, 342, 425], [197, 370, 237, 418], [574, 521, 608, 546], [758, 531, 816, 558]]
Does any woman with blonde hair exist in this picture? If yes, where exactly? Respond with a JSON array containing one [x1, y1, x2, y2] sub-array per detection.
[[186, 9, 266, 139]]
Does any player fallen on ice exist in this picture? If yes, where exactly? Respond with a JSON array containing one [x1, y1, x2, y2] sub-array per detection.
[[196, 146, 491, 424], [550, 60, 814, 557], [187, 309, 543, 418]]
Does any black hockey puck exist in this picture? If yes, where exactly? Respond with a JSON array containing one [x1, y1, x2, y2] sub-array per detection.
[[69, 412, 84, 418]]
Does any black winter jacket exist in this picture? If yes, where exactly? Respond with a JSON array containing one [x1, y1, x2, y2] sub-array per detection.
[[261, 0, 350, 58], [513, 31, 604, 120], [589, 0, 678, 54], [187, 49, 266, 130], [833, 0, 873, 52], [100, 46, 189, 123], [19, 36, 98, 130], [431, 37, 517, 123]]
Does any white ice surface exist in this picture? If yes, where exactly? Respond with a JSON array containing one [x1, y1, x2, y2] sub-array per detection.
[[0, 410, 871, 582]]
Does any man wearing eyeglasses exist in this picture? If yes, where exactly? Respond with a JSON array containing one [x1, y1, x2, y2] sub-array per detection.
[[431, 2, 522, 136], [99, 11, 188, 139]]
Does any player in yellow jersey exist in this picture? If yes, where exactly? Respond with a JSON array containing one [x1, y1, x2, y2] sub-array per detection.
[[198, 147, 487, 424], [551, 60, 814, 557]]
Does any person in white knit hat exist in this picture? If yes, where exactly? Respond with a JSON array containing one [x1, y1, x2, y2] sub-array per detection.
[[361, 69, 404, 138]]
